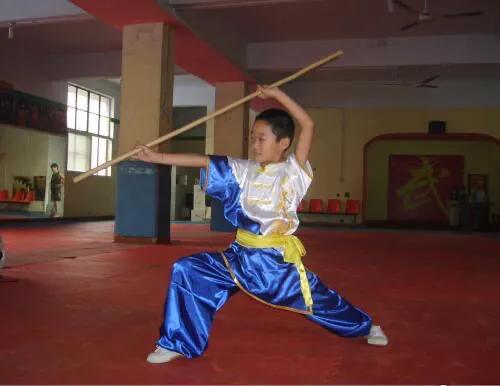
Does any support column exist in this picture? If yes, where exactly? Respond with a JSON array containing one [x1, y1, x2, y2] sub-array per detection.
[[119, 23, 174, 153], [210, 81, 250, 231], [212, 82, 249, 158], [114, 23, 175, 244]]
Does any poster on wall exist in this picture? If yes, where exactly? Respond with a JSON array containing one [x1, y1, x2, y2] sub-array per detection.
[[0, 90, 67, 135], [388, 155, 464, 224]]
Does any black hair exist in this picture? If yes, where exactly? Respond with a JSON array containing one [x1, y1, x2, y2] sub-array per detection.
[[50, 163, 59, 169], [255, 108, 295, 148]]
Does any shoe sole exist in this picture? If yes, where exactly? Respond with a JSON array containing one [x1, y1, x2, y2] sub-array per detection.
[[367, 337, 388, 346], [146, 353, 183, 364]]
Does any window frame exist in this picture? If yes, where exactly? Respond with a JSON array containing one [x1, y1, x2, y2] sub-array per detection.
[[66, 83, 114, 177]]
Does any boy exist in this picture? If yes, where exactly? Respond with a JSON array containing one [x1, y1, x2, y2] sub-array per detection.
[[134, 85, 388, 363], [48, 163, 64, 218]]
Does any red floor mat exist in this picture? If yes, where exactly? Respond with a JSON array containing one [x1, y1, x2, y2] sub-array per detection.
[[0, 222, 499, 384]]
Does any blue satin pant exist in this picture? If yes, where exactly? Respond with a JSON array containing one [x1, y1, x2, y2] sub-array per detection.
[[157, 251, 372, 358]]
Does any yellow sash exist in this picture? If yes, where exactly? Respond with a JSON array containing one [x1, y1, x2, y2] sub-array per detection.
[[235, 229, 313, 309]]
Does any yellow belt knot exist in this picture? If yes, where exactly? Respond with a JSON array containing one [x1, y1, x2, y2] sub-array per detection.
[[235, 229, 313, 309], [282, 235, 306, 265]]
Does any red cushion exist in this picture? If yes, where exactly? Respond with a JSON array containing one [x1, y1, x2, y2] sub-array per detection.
[[327, 199, 342, 214], [13, 191, 25, 201], [345, 199, 360, 214], [0, 190, 8, 200], [24, 191, 35, 202], [309, 199, 324, 213]]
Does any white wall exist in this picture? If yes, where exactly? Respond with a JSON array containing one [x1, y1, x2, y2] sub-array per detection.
[[173, 74, 215, 109], [173, 74, 214, 155]]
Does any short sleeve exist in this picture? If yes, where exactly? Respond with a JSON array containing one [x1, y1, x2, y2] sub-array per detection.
[[288, 153, 313, 200], [200, 155, 244, 203]]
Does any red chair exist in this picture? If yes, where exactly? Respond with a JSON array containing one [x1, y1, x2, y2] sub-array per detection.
[[297, 200, 308, 213], [24, 191, 35, 202], [345, 199, 360, 215], [13, 191, 25, 201], [0, 190, 8, 201], [327, 199, 342, 214], [308, 199, 324, 213]]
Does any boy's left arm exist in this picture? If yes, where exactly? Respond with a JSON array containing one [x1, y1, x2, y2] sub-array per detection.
[[257, 85, 314, 166]]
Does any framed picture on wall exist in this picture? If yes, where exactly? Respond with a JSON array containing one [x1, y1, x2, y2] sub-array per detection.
[[388, 154, 464, 225], [468, 174, 488, 203]]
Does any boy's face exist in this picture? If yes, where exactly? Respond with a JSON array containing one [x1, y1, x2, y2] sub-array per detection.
[[51, 166, 58, 173], [251, 120, 290, 164]]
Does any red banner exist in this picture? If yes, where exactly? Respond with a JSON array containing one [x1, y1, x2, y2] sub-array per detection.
[[388, 155, 464, 224]]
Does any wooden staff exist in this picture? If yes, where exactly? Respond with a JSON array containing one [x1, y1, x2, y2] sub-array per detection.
[[73, 50, 343, 183]]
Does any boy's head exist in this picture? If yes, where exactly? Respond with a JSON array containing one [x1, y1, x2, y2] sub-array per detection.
[[50, 163, 59, 172], [251, 109, 294, 163]]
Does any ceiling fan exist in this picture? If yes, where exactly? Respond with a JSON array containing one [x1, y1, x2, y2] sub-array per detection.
[[394, 0, 483, 31], [384, 75, 440, 88]]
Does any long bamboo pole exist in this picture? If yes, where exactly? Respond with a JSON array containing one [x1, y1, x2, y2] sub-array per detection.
[[73, 50, 343, 183]]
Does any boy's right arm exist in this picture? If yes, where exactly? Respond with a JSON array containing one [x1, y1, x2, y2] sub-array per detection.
[[133, 144, 208, 168]]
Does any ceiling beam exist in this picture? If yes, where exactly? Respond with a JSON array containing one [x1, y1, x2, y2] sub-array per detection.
[[164, 0, 321, 10], [247, 34, 500, 71], [70, 0, 252, 84]]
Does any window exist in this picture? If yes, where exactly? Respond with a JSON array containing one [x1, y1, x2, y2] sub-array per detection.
[[67, 84, 114, 176]]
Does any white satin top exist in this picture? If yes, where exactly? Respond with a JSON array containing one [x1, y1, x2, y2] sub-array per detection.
[[228, 154, 313, 236]]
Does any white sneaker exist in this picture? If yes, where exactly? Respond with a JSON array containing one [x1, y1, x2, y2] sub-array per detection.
[[366, 325, 388, 346], [146, 346, 183, 364]]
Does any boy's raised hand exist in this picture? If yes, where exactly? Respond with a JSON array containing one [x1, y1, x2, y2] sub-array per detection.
[[256, 85, 283, 100], [132, 144, 160, 163], [257, 84, 314, 166]]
